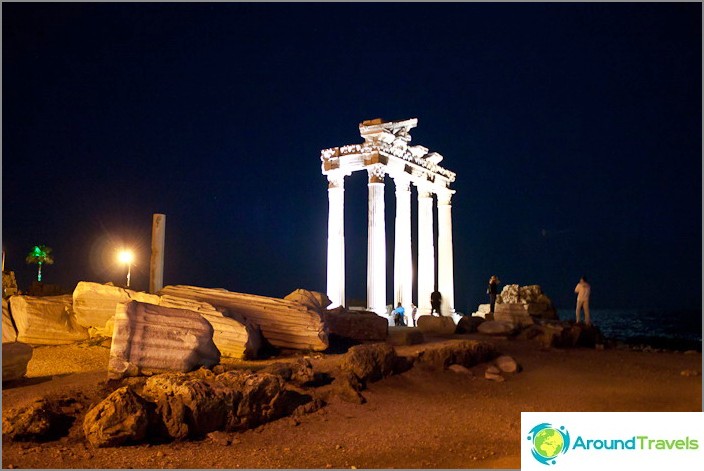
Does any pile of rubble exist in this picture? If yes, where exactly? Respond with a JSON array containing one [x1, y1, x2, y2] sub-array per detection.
[[2, 281, 389, 382]]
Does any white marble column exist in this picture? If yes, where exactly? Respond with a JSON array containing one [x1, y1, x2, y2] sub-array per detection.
[[367, 165, 387, 315], [393, 175, 413, 311], [326, 173, 346, 309], [149, 213, 166, 294], [437, 191, 455, 316], [417, 187, 435, 316]]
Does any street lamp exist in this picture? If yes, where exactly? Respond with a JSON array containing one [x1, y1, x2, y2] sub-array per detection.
[[117, 249, 134, 288]]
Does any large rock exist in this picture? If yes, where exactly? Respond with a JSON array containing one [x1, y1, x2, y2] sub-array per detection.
[[83, 386, 152, 448], [159, 285, 329, 351], [416, 315, 457, 335], [339, 342, 397, 385], [455, 315, 485, 334], [2, 341, 33, 382], [2, 298, 17, 343], [2, 399, 70, 441], [9, 295, 89, 345], [73, 281, 159, 335], [159, 294, 261, 359], [415, 340, 496, 369], [477, 320, 514, 336], [108, 301, 220, 379], [141, 369, 292, 440], [320, 306, 388, 342]]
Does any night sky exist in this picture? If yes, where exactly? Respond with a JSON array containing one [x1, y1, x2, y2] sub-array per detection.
[[2, 3, 701, 313]]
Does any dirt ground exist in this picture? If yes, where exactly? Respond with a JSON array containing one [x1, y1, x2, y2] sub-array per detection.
[[2, 331, 702, 469]]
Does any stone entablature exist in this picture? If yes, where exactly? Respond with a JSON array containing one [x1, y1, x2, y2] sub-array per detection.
[[321, 118, 457, 318], [321, 118, 456, 190]]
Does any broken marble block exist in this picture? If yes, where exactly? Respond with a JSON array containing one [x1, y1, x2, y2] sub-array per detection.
[[2, 298, 17, 343], [73, 281, 160, 335], [159, 294, 261, 359], [284, 289, 332, 314], [9, 295, 89, 345], [108, 301, 220, 380], [159, 285, 329, 351], [2, 341, 33, 382]]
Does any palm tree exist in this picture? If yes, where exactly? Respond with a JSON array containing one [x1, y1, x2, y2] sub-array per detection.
[[26, 245, 54, 282]]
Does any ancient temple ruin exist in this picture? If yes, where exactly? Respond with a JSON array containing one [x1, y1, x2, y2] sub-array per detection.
[[321, 118, 457, 317]]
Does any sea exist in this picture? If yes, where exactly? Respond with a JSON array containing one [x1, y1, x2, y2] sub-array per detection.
[[556, 308, 702, 351]]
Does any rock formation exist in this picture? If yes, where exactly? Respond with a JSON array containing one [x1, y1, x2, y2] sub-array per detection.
[[159, 285, 328, 351], [108, 301, 220, 379], [2, 341, 33, 382], [82, 387, 152, 447], [9, 294, 90, 345], [2, 298, 17, 343]]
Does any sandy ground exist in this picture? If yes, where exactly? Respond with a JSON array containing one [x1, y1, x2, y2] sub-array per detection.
[[2, 331, 702, 469]]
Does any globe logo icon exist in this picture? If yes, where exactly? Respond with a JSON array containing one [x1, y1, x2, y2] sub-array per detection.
[[527, 423, 570, 465]]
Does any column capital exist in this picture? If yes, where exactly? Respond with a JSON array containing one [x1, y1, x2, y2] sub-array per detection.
[[436, 189, 455, 205], [367, 164, 386, 184], [327, 170, 349, 189], [391, 173, 411, 192]]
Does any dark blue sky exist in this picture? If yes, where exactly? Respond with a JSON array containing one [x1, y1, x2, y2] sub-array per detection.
[[2, 2, 701, 312]]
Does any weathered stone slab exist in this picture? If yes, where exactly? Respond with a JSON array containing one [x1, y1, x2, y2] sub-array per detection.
[[159, 295, 261, 359], [159, 285, 328, 351], [9, 295, 89, 345], [494, 303, 535, 328], [3, 298, 17, 343], [2, 341, 33, 382], [73, 281, 159, 334], [477, 320, 514, 335], [471, 304, 491, 317], [108, 301, 220, 379], [321, 306, 388, 342], [416, 315, 457, 335]]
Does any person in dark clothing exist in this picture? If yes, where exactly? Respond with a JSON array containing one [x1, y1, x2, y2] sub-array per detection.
[[430, 291, 442, 316], [487, 275, 501, 313]]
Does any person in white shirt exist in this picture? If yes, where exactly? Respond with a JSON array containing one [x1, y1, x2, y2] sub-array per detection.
[[574, 276, 591, 325]]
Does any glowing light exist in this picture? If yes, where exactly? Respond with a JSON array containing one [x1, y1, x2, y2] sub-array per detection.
[[117, 249, 134, 287], [117, 249, 134, 265]]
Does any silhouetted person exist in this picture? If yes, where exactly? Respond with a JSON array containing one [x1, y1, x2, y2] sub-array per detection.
[[487, 275, 501, 313], [430, 291, 442, 316], [574, 276, 591, 325]]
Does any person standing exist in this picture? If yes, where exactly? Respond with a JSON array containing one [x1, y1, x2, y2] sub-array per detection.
[[574, 276, 591, 325], [487, 275, 501, 313], [430, 291, 442, 316], [410, 303, 417, 326]]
